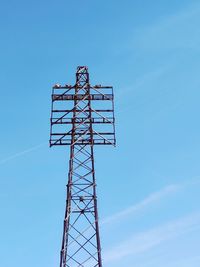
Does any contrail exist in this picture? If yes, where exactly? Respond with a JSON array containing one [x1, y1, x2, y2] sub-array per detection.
[[104, 212, 200, 263], [0, 142, 47, 165], [101, 184, 180, 225]]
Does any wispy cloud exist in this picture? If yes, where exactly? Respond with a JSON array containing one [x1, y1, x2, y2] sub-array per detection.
[[104, 212, 200, 263], [160, 255, 200, 267], [101, 178, 200, 226], [133, 2, 200, 52], [101, 184, 180, 225], [0, 142, 47, 165], [116, 65, 168, 100], [68, 178, 200, 267]]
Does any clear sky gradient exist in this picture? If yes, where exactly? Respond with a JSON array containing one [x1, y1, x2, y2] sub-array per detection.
[[0, 0, 200, 266]]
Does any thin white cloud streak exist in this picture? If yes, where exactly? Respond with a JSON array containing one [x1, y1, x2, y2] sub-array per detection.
[[101, 178, 200, 226], [69, 177, 200, 267], [116, 66, 168, 100], [104, 212, 200, 263], [117, 3, 200, 117], [159, 255, 200, 267], [101, 184, 180, 225], [133, 2, 200, 52], [0, 142, 47, 165], [68, 184, 182, 267]]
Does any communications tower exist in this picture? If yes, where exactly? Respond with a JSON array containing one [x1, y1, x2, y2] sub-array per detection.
[[50, 66, 116, 267]]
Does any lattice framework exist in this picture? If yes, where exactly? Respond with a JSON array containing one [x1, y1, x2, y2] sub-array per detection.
[[50, 66, 115, 267]]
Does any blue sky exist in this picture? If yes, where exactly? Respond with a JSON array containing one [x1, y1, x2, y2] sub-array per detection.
[[0, 0, 200, 266]]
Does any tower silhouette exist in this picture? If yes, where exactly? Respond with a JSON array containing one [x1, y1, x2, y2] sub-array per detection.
[[50, 66, 116, 267]]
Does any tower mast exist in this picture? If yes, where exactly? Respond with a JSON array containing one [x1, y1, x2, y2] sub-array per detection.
[[50, 66, 116, 267]]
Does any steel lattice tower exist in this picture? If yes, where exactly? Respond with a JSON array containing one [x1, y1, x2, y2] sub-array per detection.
[[50, 66, 116, 267]]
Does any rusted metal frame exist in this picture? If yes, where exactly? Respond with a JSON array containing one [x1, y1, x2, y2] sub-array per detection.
[[68, 233, 98, 261], [63, 75, 93, 259], [52, 110, 89, 137], [52, 87, 73, 101], [73, 162, 92, 174], [69, 110, 88, 145], [56, 67, 115, 267], [72, 104, 90, 122], [74, 144, 90, 157], [73, 117, 88, 129], [52, 107, 74, 116], [51, 106, 75, 125], [72, 130, 88, 145], [50, 88, 54, 147], [68, 212, 82, 231], [71, 132, 90, 146], [71, 71, 101, 266], [52, 93, 113, 101], [73, 146, 90, 158], [60, 179, 74, 259], [71, 208, 95, 214], [70, 199, 86, 214], [52, 132, 114, 136], [67, 232, 98, 262], [75, 170, 94, 180], [71, 196, 94, 201], [72, 99, 90, 119], [67, 255, 83, 267], [70, 200, 93, 211], [91, 86, 113, 100], [52, 109, 114, 113], [52, 117, 114, 125], [51, 139, 115, 146], [68, 220, 97, 247], [111, 86, 116, 145], [73, 105, 88, 134], [71, 191, 93, 199], [83, 213, 96, 231], [60, 83, 79, 267], [75, 169, 93, 178], [67, 236, 97, 261], [71, 171, 93, 183], [70, 198, 94, 214], [51, 111, 71, 125], [72, 167, 93, 178], [51, 133, 68, 146], [51, 117, 70, 125], [92, 129, 115, 146], [70, 180, 94, 192], [73, 151, 91, 163], [70, 198, 94, 212], [71, 181, 94, 188], [60, 153, 74, 266], [72, 119, 90, 136], [68, 225, 97, 250], [71, 185, 94, 196], [60, 157, 73, 267], [70, 176, 93, 186], [78, 197, 95, 212], [87, 82, 103, 267], [75, 139, 114, 145], [72, 208, 95, 213], [79, 252, 99, 267], [73, 157, 92, 172], [73, 100, 90, 119], [71, 185, 94, 197], [53, 85, 73, 89], [93, 85, 113, 89], [68, 221, 97, 248], [61, 84, 80, 264], [90, 106, 114, 124]]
